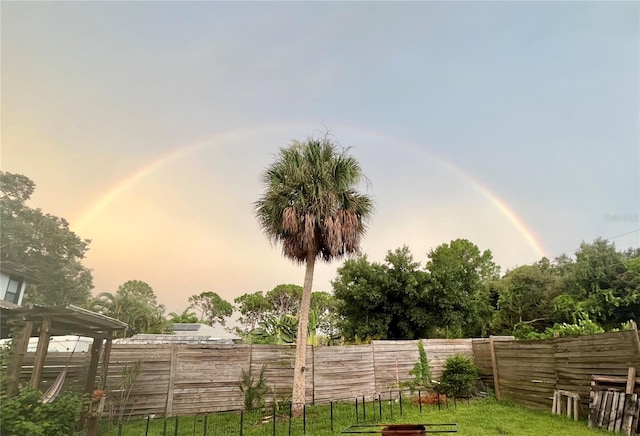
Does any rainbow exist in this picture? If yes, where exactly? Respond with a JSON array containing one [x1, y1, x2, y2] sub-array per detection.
[[73, 123, 547, 259]]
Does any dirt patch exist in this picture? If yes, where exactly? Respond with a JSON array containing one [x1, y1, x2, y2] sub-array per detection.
[[410, 393, 447, 406]]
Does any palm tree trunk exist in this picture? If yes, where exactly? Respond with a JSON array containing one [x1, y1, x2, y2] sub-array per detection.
[[292, 252, 315, 414]]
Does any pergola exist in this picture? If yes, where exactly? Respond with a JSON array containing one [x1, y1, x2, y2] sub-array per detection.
[[1, 304, 128, 399]]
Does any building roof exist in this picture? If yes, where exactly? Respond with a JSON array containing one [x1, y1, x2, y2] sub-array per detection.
[[0, 262, 40, 284], [171, 323, 240, 340], [0, 304, 128, 339]]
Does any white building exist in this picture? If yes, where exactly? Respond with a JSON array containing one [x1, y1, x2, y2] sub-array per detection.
[[0, 267, 29, 306]]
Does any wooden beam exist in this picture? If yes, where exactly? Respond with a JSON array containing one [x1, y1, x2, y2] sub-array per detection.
[[100, 337, 113, 391], [84, 337, 103, 395], [30, 318, 51, 389], [626, 367, 637, 395], [489, 336, 501, 400], [4, 321, 32, 398]]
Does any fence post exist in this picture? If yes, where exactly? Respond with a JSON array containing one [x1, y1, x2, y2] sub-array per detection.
[[489, 336, 501, 400], [165, 344, 178, 416]]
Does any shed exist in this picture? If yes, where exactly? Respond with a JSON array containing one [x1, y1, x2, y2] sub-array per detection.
[[1, 304, 128, 399]]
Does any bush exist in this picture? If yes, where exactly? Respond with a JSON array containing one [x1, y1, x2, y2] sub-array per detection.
[[438, 354, 479, 398], [515, 319, 604, 340], [0, 388, 84, 436]]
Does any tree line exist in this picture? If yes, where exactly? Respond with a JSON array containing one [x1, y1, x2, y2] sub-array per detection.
[[3, 169, 637, 343]]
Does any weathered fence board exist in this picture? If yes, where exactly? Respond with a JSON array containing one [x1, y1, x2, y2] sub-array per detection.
[[314, 345, 375, 402]]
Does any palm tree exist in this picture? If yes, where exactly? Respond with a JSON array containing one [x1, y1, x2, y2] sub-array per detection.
[[88, 290, 167, 335], [168, 308, 200, 324], [255, 135, 373, 410]]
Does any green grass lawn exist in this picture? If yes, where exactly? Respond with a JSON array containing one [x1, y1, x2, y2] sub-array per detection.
[[98, 398, 610, 436]]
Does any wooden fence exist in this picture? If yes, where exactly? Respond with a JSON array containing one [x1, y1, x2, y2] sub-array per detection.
[[15, 330, 640, 422], [473, 330, 640, 412], [16, 339, 472, 417]]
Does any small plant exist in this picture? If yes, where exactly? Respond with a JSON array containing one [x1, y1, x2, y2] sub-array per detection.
[[439, 354, 479, 398], [0, 388, 84, 436], [104, 359, 142, 422], [238, 364, 268, 411], [408, 340, 432, 391]]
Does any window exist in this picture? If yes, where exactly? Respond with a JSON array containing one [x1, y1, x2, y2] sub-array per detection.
[[4, 278, 22, 304]]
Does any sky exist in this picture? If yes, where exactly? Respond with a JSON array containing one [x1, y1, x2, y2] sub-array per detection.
[[2, 1, 639, 314]]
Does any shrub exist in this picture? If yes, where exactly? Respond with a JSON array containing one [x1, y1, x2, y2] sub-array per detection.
[[515, 319, 604, 340], [408, 340, 432, 391], [0, 388, 84, 436], [438, 354, 479, 398]]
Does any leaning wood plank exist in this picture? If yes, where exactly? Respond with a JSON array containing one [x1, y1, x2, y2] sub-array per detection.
[[621, 393, 637, 436], [608, 391, 619, 431], [588, 390, 601, 428], [599, 391, 612, 428], [614, 393, 626, 432], [552, 391, 558, 414], [631, 394, 639, 436]]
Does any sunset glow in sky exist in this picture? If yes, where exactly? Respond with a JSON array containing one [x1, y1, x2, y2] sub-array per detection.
[[2, 2, 638, 313]]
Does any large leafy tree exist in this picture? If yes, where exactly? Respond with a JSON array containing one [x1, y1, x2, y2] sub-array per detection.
[[425, 239, 499, 338], [255, 135, 373, 410], [0, 172, 93, 305], [234, 291, 271, 332], [265, 284, 302, 317], [188, 291, 233, 326], [88, 280, 166, 335], [492, 259, 561, 335], [333, 247, 430, 340], [234, 286, 340, 344], [558, 239, 637, 329]]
